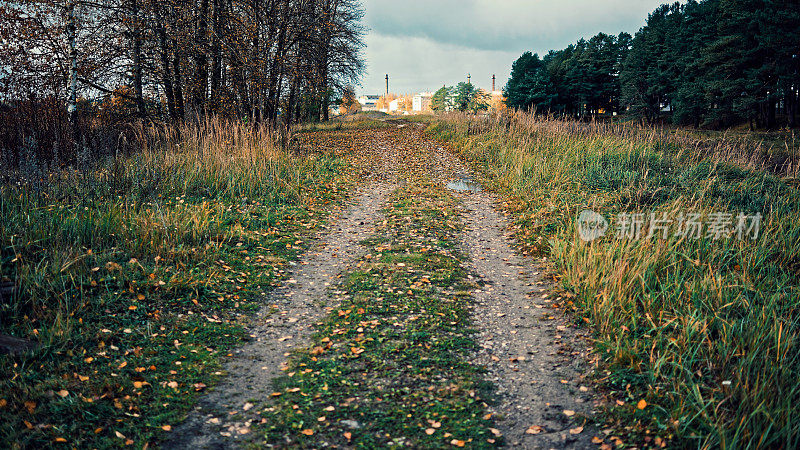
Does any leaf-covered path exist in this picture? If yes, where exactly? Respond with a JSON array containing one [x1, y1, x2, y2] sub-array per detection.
[[169, 124, 596, 448]]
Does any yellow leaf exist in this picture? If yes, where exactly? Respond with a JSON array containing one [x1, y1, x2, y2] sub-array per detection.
[[525, 425, 544, 434], [637, 399, 647, 410], [161, 425, 172, 431]]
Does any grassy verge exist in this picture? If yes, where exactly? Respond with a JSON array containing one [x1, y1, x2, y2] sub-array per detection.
[[0, 118, 355, 448], [256, 179, 499, 448], [428, 112, 800, 448]]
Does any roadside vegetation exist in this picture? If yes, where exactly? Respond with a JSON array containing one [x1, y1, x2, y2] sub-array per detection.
[[429, 111, 800, 448], [0, 118, 355, 448]]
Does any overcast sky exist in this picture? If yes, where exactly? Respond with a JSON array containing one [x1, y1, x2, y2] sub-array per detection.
[[358, 0, 671, 95]]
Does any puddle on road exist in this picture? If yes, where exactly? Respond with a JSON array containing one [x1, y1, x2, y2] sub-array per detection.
[[446, 177, 483, 192]]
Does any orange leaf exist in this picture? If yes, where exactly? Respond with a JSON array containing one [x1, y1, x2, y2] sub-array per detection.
[[300, 429, 314, 436], [637, 399, 647, 410]]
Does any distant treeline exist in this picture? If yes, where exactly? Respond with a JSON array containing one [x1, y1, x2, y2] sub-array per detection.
[[505, 0, 800, 128]]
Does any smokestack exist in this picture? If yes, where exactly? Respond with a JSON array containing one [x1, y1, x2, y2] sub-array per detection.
[[385, 74, 389, 96], [467, 73, 471, 85], [492, 74, 496, 92]]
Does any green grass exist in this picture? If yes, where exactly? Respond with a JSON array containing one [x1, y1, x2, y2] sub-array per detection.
[[254, 179, 499, 448], [428, 112, 800, 448], [0, 118, 355, 448]]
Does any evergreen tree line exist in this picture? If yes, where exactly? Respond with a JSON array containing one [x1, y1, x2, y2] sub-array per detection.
[[504, 0, 800, 128], [0, 0, 366, 164]]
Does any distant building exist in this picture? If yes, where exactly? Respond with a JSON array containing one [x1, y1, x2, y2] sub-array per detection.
[[388, 99, 400, 112], [412, 92, 433, 112], [358, 95, 380, 111]]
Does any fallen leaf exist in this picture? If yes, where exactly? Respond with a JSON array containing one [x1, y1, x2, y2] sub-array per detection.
[[563, 410, 575, 417], [570, 426, 584, 435], [425, 428, 435, 435], [300, 429, 314, 436], [450, 439, 466, 447], [637, 399, 647, 410], [56, 390, 69, 398], [0, 399, 6, 408], [24, 401, 36, 414], [344, 431, 352, 440], [161, 425, 171, 431], [490, 428, 501, 436], [115, 430, 126, 439], [592, 436, 604, 444], [54, 437, 67, 443], [526, 425, 544, 434], [243, 402, 254, 411]]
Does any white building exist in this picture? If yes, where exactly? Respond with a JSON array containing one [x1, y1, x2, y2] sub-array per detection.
[[412, 92, 433, 112], [358, 95, 380, 111], [389, 99, 400, 112]]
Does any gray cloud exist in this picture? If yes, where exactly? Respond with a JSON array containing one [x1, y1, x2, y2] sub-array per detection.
[[358, 1, 672, 95]]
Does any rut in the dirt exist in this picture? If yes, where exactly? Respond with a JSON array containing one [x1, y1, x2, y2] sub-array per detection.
[[166, 182, 397, 448], [434, 142, 598, 448], [458, 191, 597, 449]]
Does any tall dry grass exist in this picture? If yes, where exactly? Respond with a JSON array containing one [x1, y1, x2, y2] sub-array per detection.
[[0, 116, 346, 348], [430, 111, 800, 448]]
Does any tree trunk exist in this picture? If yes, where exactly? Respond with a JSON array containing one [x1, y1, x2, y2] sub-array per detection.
[[265, 0, 288, 124], [209, 0, 223, 112], [172, 41, 185, 120], [251, 0, 262, 123], [131, 0, 146, 118], [66, 0, 79, 146], [286, 75, 297, 127], [193, 0, 210, 114], [158, 27, 177, 120]]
